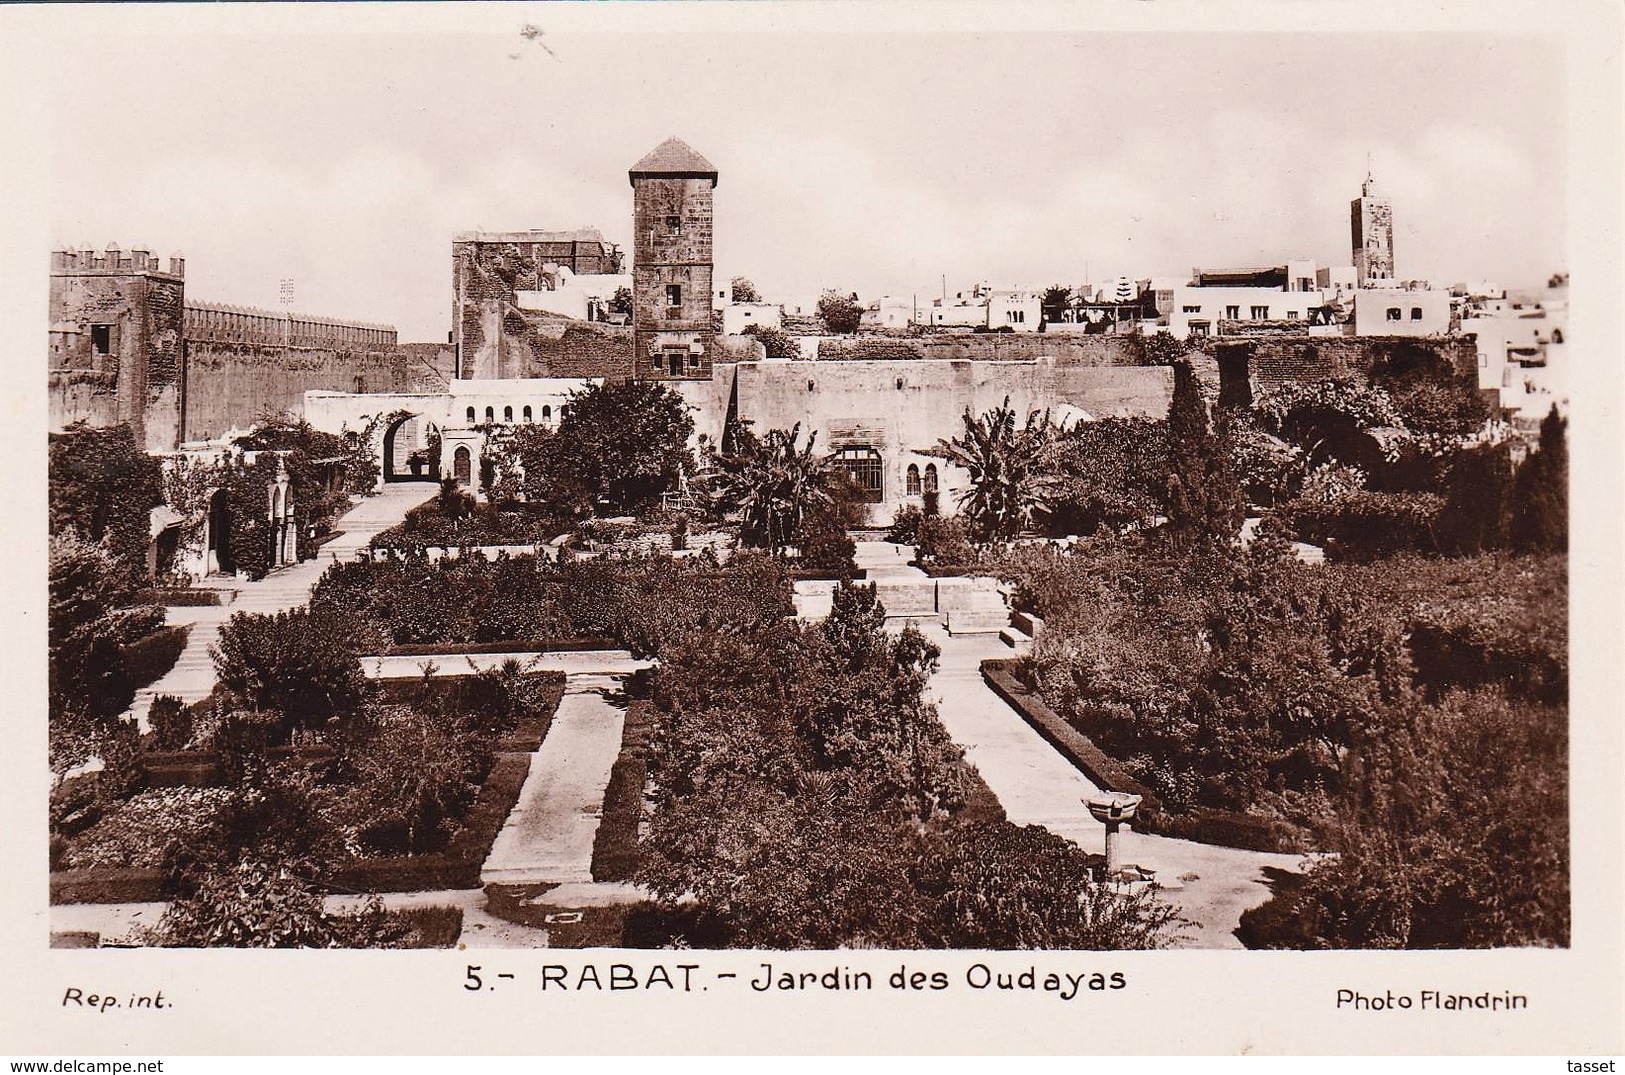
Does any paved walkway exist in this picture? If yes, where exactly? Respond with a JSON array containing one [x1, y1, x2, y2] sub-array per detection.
[[921, 623, 1302, 949], [480, 674, 630, 886], [126, 484, 428, 729]]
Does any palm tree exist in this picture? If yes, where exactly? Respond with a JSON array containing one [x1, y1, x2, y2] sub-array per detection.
[[704, 423, 837, 555], [928, 397, 1060, 542]]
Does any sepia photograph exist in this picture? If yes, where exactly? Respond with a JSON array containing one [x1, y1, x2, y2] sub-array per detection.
[[4, 0, 1620, 1060]]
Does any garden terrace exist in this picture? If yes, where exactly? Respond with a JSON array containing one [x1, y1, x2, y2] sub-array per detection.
[[586, 559, 1180, 950], [50, 666, 566, 904]]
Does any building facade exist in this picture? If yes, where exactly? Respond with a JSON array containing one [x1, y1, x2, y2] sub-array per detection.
[[630, 137, 719, 381]]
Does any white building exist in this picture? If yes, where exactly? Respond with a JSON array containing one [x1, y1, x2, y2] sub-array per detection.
[[721, 302, 783, 336], [1460, 286, 1568, 422], [987, 289, 1041, 332], [1168, 285, 1330, 338], [1351, 288, 1452, 337]]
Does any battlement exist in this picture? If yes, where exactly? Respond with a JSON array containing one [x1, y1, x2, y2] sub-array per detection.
[[185, 300, 397, 349], [52, 244, 185, 278]]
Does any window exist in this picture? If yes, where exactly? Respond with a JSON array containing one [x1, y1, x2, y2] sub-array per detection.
[[542, 405, 552, 420], [1250, 306, 1270, 320], [688, 351, 701, 368], [923, 463, 939, 494], [354, 376, 365, 393], [503, 405, 514, 423], [665, 284, 682, 306], [1386, 308, 1402, 321], [466, 407, 476, 424], [90, 324, 112, 355], [1189, 321, 1210, 337], [484, 406, 495, 422], [1225, 305, 1240, 320], [1410, 308, 1424, 321], [662, 347, 686, 375], [522, 406, 533, 422], [833, 446, 884, 503], [906, 464, 921, 496], [1286, 310, 1299, 320], [1182, 305, 1202, 314], [1553, 329, 1564, 344], [664, 214, 682, 236]]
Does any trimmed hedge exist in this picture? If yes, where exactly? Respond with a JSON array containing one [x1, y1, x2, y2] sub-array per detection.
[[134, 588, 226, 607], [591, 700, 655, 882], [52, 749, 538, 903], [981, 660, 1311, 854], [980, 659, 1161, 816], [139, 745, 335, 789], [380, 637, 616, 657], [326, 751, 533, 894], [122, 625, 192, 692], [1135, 806, 1308, 854]]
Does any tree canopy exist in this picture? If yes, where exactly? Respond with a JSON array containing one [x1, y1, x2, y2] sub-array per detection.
[[817, 290, 864, 334]]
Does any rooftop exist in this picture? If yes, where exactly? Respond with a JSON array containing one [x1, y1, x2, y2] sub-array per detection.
[[629, 137, 718, 185]]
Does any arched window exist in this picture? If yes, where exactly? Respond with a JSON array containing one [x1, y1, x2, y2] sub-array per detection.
[[833, 446, 884, 503], [543, 405, 552, 421], [503, 405, 514, 423], [923, 464, 939, 494], [465, 407, 476, 424], [484, 406, 495, 423], [906, 463, 921, 496], [523, 405, 533, 422], [1552, 329, 1564, 344]]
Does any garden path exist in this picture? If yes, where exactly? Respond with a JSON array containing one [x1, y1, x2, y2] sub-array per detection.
[[125, 483, 430, 730], [921, 623, 1303, 949], [479, 673, 630, 886]]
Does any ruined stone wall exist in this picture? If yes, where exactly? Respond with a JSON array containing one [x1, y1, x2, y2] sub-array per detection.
[[48, 268, 185, 452], [814, 332, 1147, 366], [489, 314, 634, 381], [1212, 335, 1479, 392], [181, 342, 412, 441], [453, 232, 622, 380]]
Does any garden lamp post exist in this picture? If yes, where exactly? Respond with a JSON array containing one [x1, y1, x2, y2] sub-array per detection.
[[1085, 791, 1143, 877]]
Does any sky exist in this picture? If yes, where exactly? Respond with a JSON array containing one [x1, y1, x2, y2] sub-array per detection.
[[46, 25, 1566, 342]]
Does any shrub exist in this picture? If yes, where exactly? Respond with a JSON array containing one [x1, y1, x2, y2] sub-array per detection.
[[347, 710, 482, 855], [148, 695, 193, 751], [211, 608, 369, 740], [1284, 490, 1443, 562], [915, 515, 977, 568], [885, 504, 925, 545], [154, 859, 335, 948]]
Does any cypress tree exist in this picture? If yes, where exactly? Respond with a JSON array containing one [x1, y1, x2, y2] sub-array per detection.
[[1165, 358, 1243, 546], [1509, 404, 1568, 553], [1437, 442, 1513, 555]]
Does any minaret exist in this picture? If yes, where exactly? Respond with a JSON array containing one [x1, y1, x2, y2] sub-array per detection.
[[629, 137, 718, 381], [1350, 170, 1395, 287]]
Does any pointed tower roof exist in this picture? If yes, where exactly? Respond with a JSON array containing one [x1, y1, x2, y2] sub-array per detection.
[[629, 137, 718, 186]]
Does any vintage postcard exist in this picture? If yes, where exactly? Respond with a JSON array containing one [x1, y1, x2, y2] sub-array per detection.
[[1, 0, 1619, 1059]]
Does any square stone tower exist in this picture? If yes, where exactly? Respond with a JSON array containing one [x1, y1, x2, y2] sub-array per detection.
[[1350, 172, 1395, 287], [630, 137, 718, 381], [48, 244, 187, 452]]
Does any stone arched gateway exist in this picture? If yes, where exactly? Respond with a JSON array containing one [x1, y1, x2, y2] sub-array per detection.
[[204, 487, 233, 576], [382, 412, 440, 483]]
